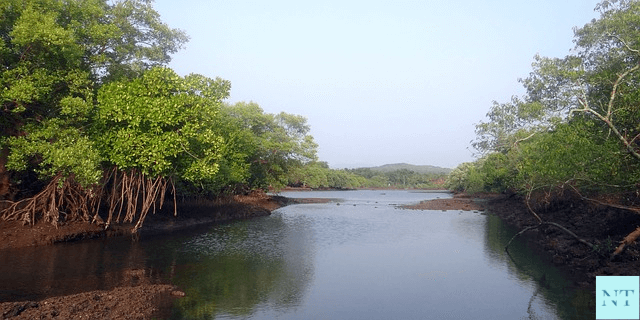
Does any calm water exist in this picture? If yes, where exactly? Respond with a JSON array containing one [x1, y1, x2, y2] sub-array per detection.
[[0, 190, 595, 319]]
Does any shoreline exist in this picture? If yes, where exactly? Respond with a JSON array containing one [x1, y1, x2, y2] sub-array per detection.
[[2, 190, 638, 318], [484, 193, 640, 290], [0, 192, 293, 251], [404, 192, 640, 292], [0, 191, 296, 319], [400, 192, 493, 211]]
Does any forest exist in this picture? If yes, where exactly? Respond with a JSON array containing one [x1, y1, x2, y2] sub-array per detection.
[[7, 0, 640, 245], [5, 1, 640, 318], [445, 0, 640, 257], [0, 0, 449, 232]]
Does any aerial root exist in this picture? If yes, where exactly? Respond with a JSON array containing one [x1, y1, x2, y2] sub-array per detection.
[[0, 169, 172, 233], [0, 174, 94, 227], [103, 169, 169, 233], [562, 184, 640, 258]]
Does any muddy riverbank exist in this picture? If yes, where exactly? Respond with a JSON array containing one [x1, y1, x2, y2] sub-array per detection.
[[483, 192, 640, 290], [0, 191, 292, 250], [406, 192, 640, 292], [401, 192, 495, 211], [1, 283, 179, 320], [0, 191, 298, 319]]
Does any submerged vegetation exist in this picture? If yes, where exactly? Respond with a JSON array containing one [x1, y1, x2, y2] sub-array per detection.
[[447, 0, 640, 257]]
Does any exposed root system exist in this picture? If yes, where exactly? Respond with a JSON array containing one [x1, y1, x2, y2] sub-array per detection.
[[0, 174, 97, 227], [0, 168, 174, 233], [103, 169, 173, 233]]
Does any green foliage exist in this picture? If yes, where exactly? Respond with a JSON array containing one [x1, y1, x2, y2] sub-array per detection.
[[349, 167, 447, 189], [479, 153, 513, 193], [473, 96, 564, 155], [467, 0, 640, 197], [95, 67, 231, 181], [473, 98, 526, 154], [446, 154, 516, 194], [287, 162, 390, 190], [1, 0, 188, 188], [513, 121, 634, 191], [201, 107, 255, 193], [360, 163, 451, 175], [464, 118, 639, 195], [366, 175, 390, 188], [325, 169, 366, 189], [445, 162, 478, 193], [287, 162, 329, 188], [4, 120, 102, 187], [0, 0, 331, 230], [222, 102, 319, 190], [519, 54, 584, 115]]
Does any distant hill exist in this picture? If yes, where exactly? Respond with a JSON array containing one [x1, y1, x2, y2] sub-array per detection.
[[361, 163, 451, 175]]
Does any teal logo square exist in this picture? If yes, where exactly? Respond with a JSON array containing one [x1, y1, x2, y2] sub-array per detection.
[[596, 276, 639, 319]]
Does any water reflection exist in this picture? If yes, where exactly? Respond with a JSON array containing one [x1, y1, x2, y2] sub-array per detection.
[[480, 213, 595, 319], [0, 214, 316, 320], [0, 190, 597, 319], [164, 214, 315, 319], [0, 236, 154, 302]]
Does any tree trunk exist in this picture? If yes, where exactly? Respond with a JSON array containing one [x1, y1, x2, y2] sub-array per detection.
[[0, 147, 11, 201]]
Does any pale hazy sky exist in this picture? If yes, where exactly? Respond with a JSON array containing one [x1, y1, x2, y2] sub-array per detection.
[[153, 0, 600, 169]]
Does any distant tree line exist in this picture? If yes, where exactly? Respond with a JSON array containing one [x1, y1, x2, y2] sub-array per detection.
[[286, 165, 447, 190]]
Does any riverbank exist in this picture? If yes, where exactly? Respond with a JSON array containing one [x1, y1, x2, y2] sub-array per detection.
[[1, 283, 180, 320], [483, 192, 640, 289], [0, 191, 291, 250], [401, 192, 495, 211], [3, 190, 638, 318], [0, 191, 295, 319], [406, 192, 640, 292]]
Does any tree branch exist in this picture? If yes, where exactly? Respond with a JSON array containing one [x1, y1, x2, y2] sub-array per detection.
[[505, 221, 601, 256], [607, 33, 640, 54], [513, 132, 537, 148], [613, 226, 640, 257], [564, 183, 640, 257], [571, 63, 640, 161]]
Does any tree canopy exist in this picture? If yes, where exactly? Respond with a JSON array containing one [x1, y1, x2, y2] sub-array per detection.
[[450, 0, 640, 257], [0, 0, 321, 230], [461, 0, 640, 196], [1, 0, 188, 186]]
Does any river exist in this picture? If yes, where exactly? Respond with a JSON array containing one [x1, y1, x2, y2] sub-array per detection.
[[0, 190, 594, 319]]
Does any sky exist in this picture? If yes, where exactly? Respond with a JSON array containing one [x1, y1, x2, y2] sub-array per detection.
[[153, 0, 601, 169]]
